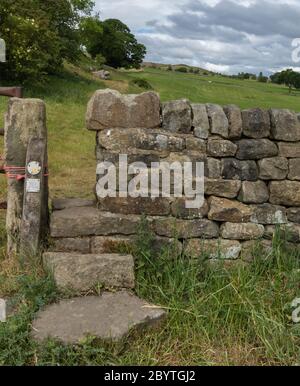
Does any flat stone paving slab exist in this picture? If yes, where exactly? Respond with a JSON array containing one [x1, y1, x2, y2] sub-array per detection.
[[32, 291, 166, 344]]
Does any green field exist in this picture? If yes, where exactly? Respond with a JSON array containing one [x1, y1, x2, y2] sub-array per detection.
[[0, 65, 300, 366]]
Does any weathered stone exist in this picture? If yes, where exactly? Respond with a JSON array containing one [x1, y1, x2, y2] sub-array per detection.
[[52, 198, 95, 211], [288, 159, 300, 181], [241, 240, 273, 262], [208, 197, 253, 223], [162, 100, 192, 133], [171, 197, 209, 219], [185, 137, 207, 152], [50, 207, 141, 238], [221, 159, 258, 181], [270, 181, 300, 206], [241, 108, 270, 138], [236, 139, 278, 160], [86, 89, 160, 130], [278, 142, 300, 158], [92, 70, 110, 80], [238, 181, 269, 204], [32, 292, 166, 344], [207, 139, 237, 157], [223, 105, 242, 139], [221, 223, 264, 240], [204, 179, 241, 199], [192, 103, 210, 139], [207, 158, 221, 178], [153, 217, 219, 239], [51, 238, 91, 253], [287, 208, 300, 223], [258, 157, 288, 180], [91, 236, 135, 254], [270, 109, 300, 141], [206, 104, 229, 138], [43, 252, 135, 291], [0, 299, 6, 322], [96, 149, 162, 166], [97, 197, 171, 216], [91, 235, 182, 256], [185, 239, 241, 260], [250, 204, 287, 225], [97, 129, 184, 152], [264, 224, 300, 243]]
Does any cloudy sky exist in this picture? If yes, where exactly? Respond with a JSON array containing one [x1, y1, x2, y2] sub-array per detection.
[[94, 0, 300, 75]]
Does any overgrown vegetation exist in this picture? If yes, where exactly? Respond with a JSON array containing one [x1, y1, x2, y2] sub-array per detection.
[[0, 217, 299, 365]]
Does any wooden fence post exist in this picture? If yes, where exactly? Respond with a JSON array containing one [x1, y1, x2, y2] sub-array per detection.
[[4, 98, 47, 255]]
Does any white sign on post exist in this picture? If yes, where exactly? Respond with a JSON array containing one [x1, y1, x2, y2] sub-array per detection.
[[26, 179, 41, 193]]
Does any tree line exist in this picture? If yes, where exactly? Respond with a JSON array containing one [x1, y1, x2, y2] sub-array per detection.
[[0, 0, 146, 83]]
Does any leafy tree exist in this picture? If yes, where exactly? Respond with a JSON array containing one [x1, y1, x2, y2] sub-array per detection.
[[80, 17, 146, 68], [270, 69, 300, 93], [0, 0, 94, 83], [258, 72, 268, 83]]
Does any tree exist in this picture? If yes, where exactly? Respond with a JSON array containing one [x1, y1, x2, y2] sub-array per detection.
[[0, 0, 94, 83], [258, 72, 268, 83], [80, 17, 146, 68], [270, 69, 300, 93]]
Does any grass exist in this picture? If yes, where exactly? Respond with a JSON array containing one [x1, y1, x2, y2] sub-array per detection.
[[0, 64, 300, 365], [0, 221, 299, 366]]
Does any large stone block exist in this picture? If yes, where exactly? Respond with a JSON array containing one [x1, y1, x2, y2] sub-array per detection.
[[278, 142, 300, 158], [152, 217, 219, 239], [206, 104, 229, 138], [269, 181, 300, 206], [171, 197, 209, 219], [86, 89, 160, 130], [207, 158, 221, 178], [223, 105, 242, 139], [52, 198, 95, 211], [221, 223, 264, 240], [208, 197, 253, 223], [192, 104, 210, 139], [97, 197, 171, 216], [241, 240, 273, 262], [97, 129, 184, 153], [204, 179, 241, 199], [238, 181, 269, 204], [43, 253, 135, 291], [221, 158, 258, 181], [51, 238, 91, 253], [185, 137, 207, 153], [287, 208, 300, 223], [241, 108, 270, 138], [207, 138, 237, 157], [264, 224, 300, 243], [32, 292, 166, 344], [288, 159, 300, 181], [270, 109, 300, 141], [250, 204, 287, 225], [50, 207, 141, 238], [236, 139, 278, 160], [185, 239, 241, 260], [162, 100, 192, 133], [258, 157, 288, 180]]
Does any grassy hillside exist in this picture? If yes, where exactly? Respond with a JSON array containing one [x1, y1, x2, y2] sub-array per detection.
[[0, 64, 300, 366]]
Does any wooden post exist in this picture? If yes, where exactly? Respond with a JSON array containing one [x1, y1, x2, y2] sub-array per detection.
[[20, 138, 47, 258], [4, 98, 47, 255]]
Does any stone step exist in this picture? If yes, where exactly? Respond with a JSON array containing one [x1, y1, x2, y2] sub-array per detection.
[[32, 291, 166, 344], [43, 252, 135, 291]]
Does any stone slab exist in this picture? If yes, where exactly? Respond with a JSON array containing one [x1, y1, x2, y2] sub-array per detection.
[[32, 292, 166, 344], [43, 252, 135, 291]]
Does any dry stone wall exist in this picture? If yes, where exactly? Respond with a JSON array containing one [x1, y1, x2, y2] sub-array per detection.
[[51, 89, 300, 262]]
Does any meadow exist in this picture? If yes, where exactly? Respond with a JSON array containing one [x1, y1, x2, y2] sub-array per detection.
[[0, 65, 300, 365]]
